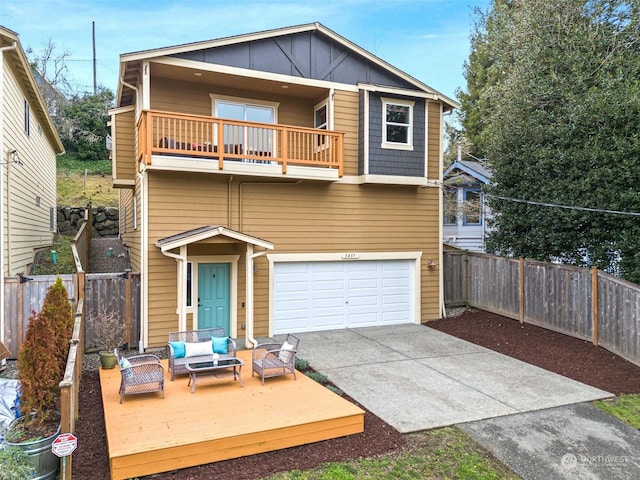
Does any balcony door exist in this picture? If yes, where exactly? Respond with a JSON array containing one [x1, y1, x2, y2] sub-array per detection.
[[213, 97, 277, 160]]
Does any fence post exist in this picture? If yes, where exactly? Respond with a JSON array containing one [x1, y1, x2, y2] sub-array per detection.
[[592, 267, 599, 345], [519, 257, 525, 323], [125, 270, 132, 351], [464, 251, 470, 305]]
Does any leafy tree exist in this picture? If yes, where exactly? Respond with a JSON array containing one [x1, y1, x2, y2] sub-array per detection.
[[469, 0, 640, 281], [63, 87, 114, 161]]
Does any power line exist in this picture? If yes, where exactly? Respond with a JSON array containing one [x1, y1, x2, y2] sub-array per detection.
[[486, 194, 640, 217]]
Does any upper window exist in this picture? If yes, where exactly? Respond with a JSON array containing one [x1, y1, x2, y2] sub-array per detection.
[[463, 189, 482, 225], [314, 99, 329, 149], [24, 99, 30, 136], [443, 189, 457, 225], [382, 97, 414, 150]]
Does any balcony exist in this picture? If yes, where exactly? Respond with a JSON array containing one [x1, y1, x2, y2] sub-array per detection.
[[137, 110, 344, 180]]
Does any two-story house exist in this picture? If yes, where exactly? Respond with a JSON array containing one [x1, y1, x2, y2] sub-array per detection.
[[443, 159, 491, 252], [0, 26, 64, 364], [110, 23, 458, 350]]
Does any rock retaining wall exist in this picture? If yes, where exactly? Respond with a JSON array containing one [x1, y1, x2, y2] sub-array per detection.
[[57, 206, 119, 237]]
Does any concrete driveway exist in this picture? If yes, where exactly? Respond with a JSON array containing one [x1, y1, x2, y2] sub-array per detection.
[[293, 324, 612, 433]]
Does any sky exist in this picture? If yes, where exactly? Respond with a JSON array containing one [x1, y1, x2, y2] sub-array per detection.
[[0, 0, 491, 101]]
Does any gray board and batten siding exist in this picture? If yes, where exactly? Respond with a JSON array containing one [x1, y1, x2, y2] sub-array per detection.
[[365, 92, 426, 177], [172, 30, 417, 88]]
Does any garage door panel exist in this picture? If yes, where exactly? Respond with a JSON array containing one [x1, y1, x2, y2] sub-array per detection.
[[273, 259, 415, 334]]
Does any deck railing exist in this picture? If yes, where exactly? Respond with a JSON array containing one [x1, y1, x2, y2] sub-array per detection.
[[137, 110, 344, 177]]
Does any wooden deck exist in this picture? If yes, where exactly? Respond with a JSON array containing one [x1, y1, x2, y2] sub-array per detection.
[[100, 350, 365, 480]]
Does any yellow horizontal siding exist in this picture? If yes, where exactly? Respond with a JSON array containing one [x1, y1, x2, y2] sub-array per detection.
[[114, 110, 136, 182], [333, 90, 359, 176], [143, 171, 441, 346]]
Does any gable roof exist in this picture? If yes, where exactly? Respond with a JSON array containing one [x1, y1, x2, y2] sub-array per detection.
[[155, 225, 274, 251], [444, 160, 491, 185], [0, 26, 64, 154], [118, 22, 459, 111]]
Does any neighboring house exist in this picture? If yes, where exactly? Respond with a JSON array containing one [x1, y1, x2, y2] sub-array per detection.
[[0, 26, 64, 355], [443, 159, 491, 252], [110, 22, 458, 350]]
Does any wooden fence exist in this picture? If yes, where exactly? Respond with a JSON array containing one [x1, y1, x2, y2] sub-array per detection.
[[444, 250, 640, 367], [2, 273, 141, 357]]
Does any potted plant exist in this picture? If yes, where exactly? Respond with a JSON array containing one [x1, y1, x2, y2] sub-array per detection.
[[88, 306, 125, 369], [5, 277, 73, 480]]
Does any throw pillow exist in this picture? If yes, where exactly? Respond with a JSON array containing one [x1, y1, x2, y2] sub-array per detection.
[[185, 340, 213, 358], [169, 341, 186, 359], [278, 340, 295, 363], [119, 357, 133, 380], [212, 336, 228, 354]]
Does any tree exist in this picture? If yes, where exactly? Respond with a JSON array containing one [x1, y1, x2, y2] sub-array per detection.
[[465, 0, 640, 281], [63, 87, 114, 161], [26, 38, 73, 95]]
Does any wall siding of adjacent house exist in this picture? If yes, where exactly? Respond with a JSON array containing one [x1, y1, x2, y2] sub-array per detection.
[[2, 57, 57, 275], [119, 186, 143, 272], [113, 109, 136, 183], [143, 171, 440, 347]]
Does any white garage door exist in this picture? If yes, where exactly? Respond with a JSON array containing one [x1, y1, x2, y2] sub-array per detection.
[[273, 260, 415, 334]]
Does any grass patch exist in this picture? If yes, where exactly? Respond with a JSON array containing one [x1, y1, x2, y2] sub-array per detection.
[[57, 172, 118, 207], [30, 235, 77, 275], [57, 156, 112, 175], [593, 394, 640, 429], [57, 155, 118, 207], [266, 427, 518, 480]]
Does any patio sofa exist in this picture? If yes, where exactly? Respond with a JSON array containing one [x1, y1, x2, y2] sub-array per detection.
[[167, 328, 237, 381]]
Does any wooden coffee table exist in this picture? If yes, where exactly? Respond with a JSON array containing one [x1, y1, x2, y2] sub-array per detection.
[[186, 358, 244, 393]]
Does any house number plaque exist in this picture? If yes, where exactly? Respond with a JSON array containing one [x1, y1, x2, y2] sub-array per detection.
[[341, 253, 360, 259]]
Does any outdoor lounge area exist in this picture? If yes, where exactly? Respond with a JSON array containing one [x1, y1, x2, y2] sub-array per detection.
[[99, 349, 365, 480]]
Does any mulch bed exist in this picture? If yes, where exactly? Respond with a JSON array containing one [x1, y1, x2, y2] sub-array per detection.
[[72, 309, 640, 479]]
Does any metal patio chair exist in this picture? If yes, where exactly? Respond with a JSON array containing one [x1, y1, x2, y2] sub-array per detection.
[[115, 348, 165, 403], [252, 334, 300, 385]]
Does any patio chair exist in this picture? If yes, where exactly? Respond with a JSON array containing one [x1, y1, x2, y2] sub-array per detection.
[[115, 349, 165, 404], [252, 334, 300, 385]]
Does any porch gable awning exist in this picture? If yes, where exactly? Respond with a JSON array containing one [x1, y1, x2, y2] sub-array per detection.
[[155, 225, 274, 252]]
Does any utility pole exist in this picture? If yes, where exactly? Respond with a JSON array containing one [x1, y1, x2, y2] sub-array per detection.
[[92, 21, 97, 94]]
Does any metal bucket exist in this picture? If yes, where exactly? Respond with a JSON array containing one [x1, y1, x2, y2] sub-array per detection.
[[6, 419, 61, 480]]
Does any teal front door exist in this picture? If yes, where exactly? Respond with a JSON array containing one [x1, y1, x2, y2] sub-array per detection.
[[197, 263, 230, 333]]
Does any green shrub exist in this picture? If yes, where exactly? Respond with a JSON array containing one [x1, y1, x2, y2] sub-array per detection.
[[16, 278, 72, 425], [0, 445, 36, 479], [295, 358, 309, 371], [326, 385, 344, 396], [304, 371, 328, 385]]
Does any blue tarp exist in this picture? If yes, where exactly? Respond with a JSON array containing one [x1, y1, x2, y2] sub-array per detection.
[[0, 378, 19, 445]]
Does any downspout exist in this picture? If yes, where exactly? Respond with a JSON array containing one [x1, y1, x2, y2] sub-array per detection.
[[245, 246, 268, 349], [136, 170, 146, 351], [159, 246, 188, 331], [0, 41, 17, 365]]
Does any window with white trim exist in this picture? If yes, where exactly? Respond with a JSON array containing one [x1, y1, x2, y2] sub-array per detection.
[[314, 99, 329, 149], [463, 188, 482, 225], [382, 97, 413, 150]]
